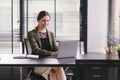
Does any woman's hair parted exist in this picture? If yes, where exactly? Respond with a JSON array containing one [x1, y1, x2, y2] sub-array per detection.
[[37, 11, 51, 21]]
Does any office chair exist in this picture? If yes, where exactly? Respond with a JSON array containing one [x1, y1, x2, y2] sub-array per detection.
[[24, 38, 32, 55], [64, 67, 75, 80]]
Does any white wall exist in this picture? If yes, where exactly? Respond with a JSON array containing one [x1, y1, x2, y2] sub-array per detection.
[[87, 0, 108, 53]]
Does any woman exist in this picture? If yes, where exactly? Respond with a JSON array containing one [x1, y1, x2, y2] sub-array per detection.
[[27, 11, 66, 80]]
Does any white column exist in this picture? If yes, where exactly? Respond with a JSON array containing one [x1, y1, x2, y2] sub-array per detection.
[[87, 0, 108, 53]]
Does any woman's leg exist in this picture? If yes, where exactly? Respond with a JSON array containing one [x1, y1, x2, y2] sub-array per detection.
[[53, 67, 67, 80], [49, 69, 58, 80], [34, 67, 51, 80]]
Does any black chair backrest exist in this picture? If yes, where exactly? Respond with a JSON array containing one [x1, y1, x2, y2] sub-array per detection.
[[24, 38, 32, 54]]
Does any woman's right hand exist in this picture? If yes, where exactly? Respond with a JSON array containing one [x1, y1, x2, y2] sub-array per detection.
[[51, 52, 57, 57]]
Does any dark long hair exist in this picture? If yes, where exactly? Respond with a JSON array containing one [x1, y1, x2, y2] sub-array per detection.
[[37, 11, 50, 21]]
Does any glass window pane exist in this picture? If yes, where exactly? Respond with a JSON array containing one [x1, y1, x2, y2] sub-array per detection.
[[25, 0, 80, 41], [13, 0, 21, 54], [0, 0, 20, 54], [56, 0, 80, 40], [27, 0, 55, 32], [0, 0, 11, 53]]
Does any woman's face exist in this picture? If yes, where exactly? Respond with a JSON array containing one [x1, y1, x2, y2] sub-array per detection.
[[38, 15, 50, 29]]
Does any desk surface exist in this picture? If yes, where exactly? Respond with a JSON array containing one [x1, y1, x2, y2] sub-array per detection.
[[76, 52, 119, 67], [77, 52, 119, 60], [0, 53, 119, 67], [0, 54, 76, 67]]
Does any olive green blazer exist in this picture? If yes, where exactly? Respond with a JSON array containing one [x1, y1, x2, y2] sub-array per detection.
[[27, 27, 57, 57]]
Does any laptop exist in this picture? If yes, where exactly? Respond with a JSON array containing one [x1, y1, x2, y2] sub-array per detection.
[[52, 40, 79, 59]]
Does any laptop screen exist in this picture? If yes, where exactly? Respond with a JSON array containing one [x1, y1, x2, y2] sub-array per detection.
[[57, 40, 79, 58]]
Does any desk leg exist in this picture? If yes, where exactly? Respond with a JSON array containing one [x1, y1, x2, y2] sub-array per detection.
[[20, 67, 23, 80]]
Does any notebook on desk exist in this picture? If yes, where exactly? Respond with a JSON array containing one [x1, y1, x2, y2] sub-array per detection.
[[50, 40, 79, 59], [13, 54, 39, 59]]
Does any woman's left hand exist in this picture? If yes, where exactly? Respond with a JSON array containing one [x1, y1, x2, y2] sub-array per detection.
[[51, 52, 57, 57]]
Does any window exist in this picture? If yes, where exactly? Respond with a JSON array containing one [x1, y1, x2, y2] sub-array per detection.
[[0, 0, 20, 54], [108, 0, 120, 46], [24, 0, 80, 41], [56, 0, 80, 40]]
